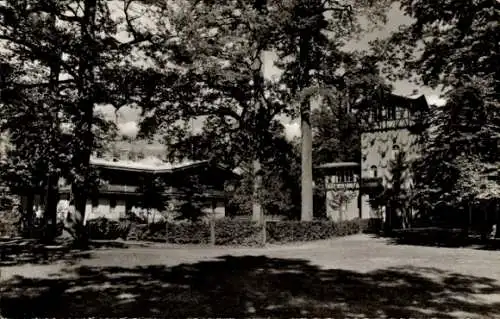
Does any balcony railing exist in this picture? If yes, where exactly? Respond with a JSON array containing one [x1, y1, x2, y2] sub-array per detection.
[[60, 184, 225, 198], [360, 177, 383, 191]]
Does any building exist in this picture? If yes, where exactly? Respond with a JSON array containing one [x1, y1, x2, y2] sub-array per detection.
[[21, 140, 239, 224], [317, 93, 430, 224]]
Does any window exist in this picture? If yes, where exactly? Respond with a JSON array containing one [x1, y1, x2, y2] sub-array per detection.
[[370, 165, 378, 178], [392, 145, 400, 160], [110, 198, 117, 209], [92, 197, 99, 208], [388, 105, 396, 120], [345, 169, 354, 182]]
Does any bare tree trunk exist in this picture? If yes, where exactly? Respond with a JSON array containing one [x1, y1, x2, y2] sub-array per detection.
[[301, 99, 313, 221], [43, 174, 59, 243], [70, 0, 98, 248], [495, 200, 500, 238], [252, 159, 263, 223], [42, 10, 61, 244], [24, 192, 34, 238], [210, 200, 216, 246]]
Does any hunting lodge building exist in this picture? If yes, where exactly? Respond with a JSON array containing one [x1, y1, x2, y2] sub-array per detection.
[[317, 93, 429, 224]]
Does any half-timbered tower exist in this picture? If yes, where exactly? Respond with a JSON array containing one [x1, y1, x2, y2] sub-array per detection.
[[359, 94, 429, 221], [317, 93, 429, 223]]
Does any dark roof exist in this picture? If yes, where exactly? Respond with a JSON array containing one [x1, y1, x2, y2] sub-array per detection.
[[316, 162, 360, 169], [353, 92, 430, 113]]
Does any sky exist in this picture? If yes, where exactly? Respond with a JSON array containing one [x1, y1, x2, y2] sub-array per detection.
[[109, 3, 447, 141]]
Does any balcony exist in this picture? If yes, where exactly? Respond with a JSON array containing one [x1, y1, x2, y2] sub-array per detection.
[[59, 184, 225, 198], [360, 177, 383, 192]]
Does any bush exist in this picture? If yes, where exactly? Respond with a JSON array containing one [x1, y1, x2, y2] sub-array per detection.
[[166, 222, 210, 244], [86, 217, 131, 240], [122, 218, 369, 246], [0, 209, 21, 237], [214, 219, 262, 246], [266, 219, 362, 243], [358, 218, 383, 234]]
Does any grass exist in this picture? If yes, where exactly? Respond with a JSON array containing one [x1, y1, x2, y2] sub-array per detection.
[[1, 235, 500, 318]]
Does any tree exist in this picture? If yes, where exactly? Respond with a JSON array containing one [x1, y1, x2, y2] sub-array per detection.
[[273, 0, 390, 221], [411, 84, 500, 231], [370, 151, 414, 232], [142, 0, 295, 223], [227, 131, 302, 220], [0, 0, 184, 244], [373, 0, 499, 93], [373, 0, 500, 232], [135, 175, 167, 224], [0, 61, 72, 239], [311, 56, 391, 166]]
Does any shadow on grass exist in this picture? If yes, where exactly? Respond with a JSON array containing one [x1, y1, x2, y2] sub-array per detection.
[[376, 228, 500, 250], [0, 239, 129, 267], [1, 255, 500, 318]]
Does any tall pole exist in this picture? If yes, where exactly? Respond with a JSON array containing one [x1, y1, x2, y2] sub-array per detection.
[[301, 99, 313, 221]]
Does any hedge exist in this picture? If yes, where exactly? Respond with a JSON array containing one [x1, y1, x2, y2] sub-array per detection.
[[214, 219, 262, 246], [266, 219, 362, 243], [124, 218, 374, 246], [86, 217, 131, 240]]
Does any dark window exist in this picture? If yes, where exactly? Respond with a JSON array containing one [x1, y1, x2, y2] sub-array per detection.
[[392, 145, 400, 159], [371, 165, 378, 178], [388, 105, 396, 120], [92, 197, 99, 208], [110, 198, 117, 209]]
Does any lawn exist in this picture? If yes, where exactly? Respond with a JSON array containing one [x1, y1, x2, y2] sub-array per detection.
[[1, 235, 500, 318]]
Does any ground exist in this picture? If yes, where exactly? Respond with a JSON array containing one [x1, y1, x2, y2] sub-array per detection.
[[2, 235, 500, 318]]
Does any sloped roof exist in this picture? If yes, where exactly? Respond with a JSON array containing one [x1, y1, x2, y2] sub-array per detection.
[[316, 162, 360, 169], [89, 157, 236, 175]]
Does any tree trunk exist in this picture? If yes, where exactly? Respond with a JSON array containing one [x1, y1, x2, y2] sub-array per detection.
[[210, 200, 216, 246], [495, 200, 500, 238], [301, 99, 313, 221], [43, 174, 59, 243], [71, 185, 89, 247], [23, 192, 34, 238], [68, 0, 98, 248], [251, 159, 263, 223]]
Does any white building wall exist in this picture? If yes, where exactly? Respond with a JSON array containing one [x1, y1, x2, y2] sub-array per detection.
[[114, 199, 127, 219]]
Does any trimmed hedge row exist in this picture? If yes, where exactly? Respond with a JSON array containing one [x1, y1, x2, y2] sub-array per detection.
[[266, 219, 362, 243], [87, 217, 381, 245], [86, 217, 131, 240]]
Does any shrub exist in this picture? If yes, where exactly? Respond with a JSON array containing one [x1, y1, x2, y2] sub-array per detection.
[[359, 218, 383, 234], [123, 218, 369, 246], [166, 222, 210, 244], [0, 207, 22, 237], [266, 219, 362, 243], [86, 217, 131, 240], [214, 219, 262, 246]]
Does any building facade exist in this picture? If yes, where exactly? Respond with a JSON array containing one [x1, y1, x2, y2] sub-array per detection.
[[20, 140, 238, 224], [318, 93, 429, 223]]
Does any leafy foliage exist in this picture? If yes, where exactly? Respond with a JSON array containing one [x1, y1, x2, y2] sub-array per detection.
[[0, 0, 187, 241], [373, 0, 499, 93], [129, 218, 367, 246], [371, 151, 414, 230], [412, 84, 500, 221], [136, 175, 167, 214], [372, 0, 499, 228], [86, 217, 131, 240]]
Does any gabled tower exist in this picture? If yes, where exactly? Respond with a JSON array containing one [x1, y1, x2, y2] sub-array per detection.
[[359, 93, 429, 222]]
